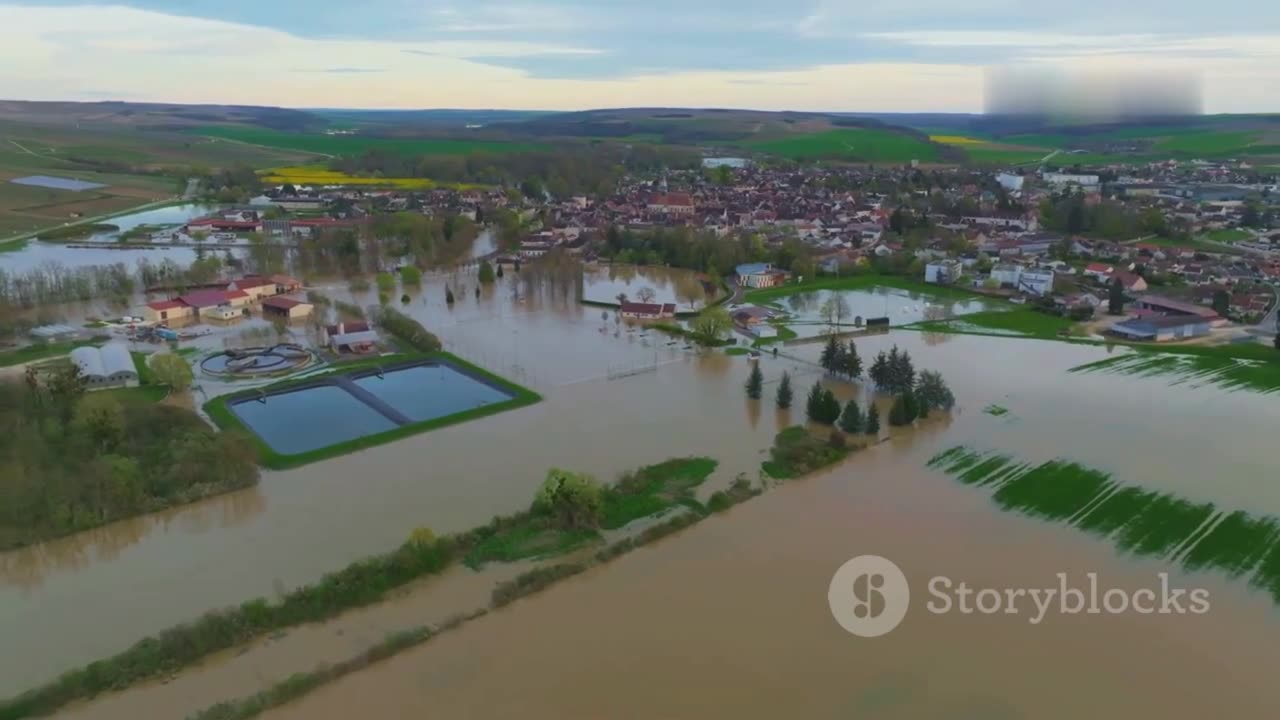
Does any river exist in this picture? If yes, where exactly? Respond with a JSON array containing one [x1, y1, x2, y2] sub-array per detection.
[[2, 268, 1278, 702]]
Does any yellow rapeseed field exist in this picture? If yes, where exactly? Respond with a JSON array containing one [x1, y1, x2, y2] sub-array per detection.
[[929, 135, 986, 145], [259, 166, 482, 191]]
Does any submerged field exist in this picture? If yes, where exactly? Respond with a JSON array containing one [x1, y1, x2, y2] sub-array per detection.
[[1069, 351, 1280, 396], [744, 128, 941, 163], [197, 126, 547, 157], [929, 446, 1280, 604]]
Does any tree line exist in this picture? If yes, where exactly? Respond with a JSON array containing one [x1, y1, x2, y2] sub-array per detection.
[[0, 370, 259, 551]]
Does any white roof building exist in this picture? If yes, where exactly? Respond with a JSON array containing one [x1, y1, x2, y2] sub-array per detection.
[[70, 343, 139, 389]]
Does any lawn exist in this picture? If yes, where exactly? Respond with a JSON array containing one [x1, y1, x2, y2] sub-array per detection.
[[0, 339, 104, 368], [744, 129, 940, 163], [203, 352, 542, 469], [1204, 228, 1253, 244], [197, 126, 547, 157]]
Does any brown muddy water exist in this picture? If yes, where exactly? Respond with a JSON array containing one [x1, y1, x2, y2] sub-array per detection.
[[2, 271, 1279, 701]]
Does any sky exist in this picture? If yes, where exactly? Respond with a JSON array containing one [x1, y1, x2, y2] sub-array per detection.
[[0, 1, 1277, 113]]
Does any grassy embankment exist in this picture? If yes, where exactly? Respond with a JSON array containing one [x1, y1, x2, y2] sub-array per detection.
[[1069, 348, 1280, 395], [0, 457, 750, 720], [762, 426, 857, 480], [203, 351, 542, 470], [929, 446, 1280, 602]]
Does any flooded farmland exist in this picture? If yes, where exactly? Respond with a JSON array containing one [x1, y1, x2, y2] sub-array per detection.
[[2, 265, 1279, 710]]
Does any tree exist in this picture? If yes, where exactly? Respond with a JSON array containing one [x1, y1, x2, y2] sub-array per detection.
[[689, 306, 732, 345], [478, 260, 496, 284], [870, 351, 889, 387], [888, 393, 914, 427], [1108, 277, 1125, 315], [496, 263, 505, 279], [445, 286, 455, 304], [636, 286, 657, 304], [820, 296, 850, 329], [745, 362, 763, 399], [1274, 333, 1280, 351], [841, 340, 863, 379], [74, 394, 125, 452], [820, 335, 841, 373], [151, 353, 193, 392], [535, 468, 603, 530], [915, 370, 955, 415], [865, 402, 881, 437], [838, 399, 864, 434], [776, 371, 793, 409], [806, 382, 841, 425], [1212, 289, 1230, 318]]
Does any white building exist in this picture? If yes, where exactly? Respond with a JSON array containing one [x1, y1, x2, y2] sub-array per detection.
[[997, 173, 1025, 192], [1042, 172, 1100, 188], [70, 343, 138, 390], [925, 261, 963, 285], [988, 265, 1056, 296]]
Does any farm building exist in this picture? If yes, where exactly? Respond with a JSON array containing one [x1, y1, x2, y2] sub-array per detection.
[[1131, 295, 1225, 325], [326, 321, 380, 354], [178, 289, 252, 313], [205, 304, 244, 322], [142, 300, 196, 324], [262, 296, 314, 320], [619, 302, 676, 320], [70, 343, 138, 389], [1109, 316, 1212, 342], [226, 276, 280, 303]]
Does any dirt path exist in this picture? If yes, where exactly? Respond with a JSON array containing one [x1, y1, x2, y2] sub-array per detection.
[[58, 561, 532, 720]]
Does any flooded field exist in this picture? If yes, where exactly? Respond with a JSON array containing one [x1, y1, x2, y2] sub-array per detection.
[[580, 264, 714, 310], [3, 266, 1279, 704], [770, 286, 1006, 338]]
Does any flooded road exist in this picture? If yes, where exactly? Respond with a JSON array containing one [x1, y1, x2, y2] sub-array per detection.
[[2, 269, 1278, 700]]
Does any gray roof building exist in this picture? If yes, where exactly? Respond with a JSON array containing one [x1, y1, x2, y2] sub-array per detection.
[[70, 343, 139, 389]]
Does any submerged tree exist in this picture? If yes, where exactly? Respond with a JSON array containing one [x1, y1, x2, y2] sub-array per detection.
[[841, 340, 863, 379], [865, 402, 881, 437], [689, 306, 732, 345], [745, 362, 763, 399], [915, 370, 956, 415], [838, 398, 864, 434], [478, 260, 496, 284], [445, 286, 455, 304], [806, 381, 841, 425], [1108, 276, 1125, 315], [535, 468, 603, 530], [776, 371, 793, 409]]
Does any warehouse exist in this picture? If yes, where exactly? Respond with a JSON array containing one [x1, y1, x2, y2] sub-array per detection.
[[69, 343, 138, 389]]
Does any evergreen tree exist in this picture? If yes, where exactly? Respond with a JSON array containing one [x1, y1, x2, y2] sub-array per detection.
[[497, 263, 505, 279], [838, 399, 863, 434], [870, 351, 889, 387], [915, 370, 955, 414], [865, 402, 881, 436], [820, 335, 840, 373], [1275, 333, 1280, 351], [1108, 276, 1125, 315], [806, 381, 826, 423], [479, 260, 496, 284], [888, 394, 910, 427], [445, 286, 455, 304], [776, 371, 793, 409], [902, 388, 919, 423], [821, 389, 842, 424], [746, 362, 763, 399], [842, 340, 863, 379]]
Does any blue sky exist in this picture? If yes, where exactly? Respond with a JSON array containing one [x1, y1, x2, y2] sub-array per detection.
[[1, 1, 1277, 111]]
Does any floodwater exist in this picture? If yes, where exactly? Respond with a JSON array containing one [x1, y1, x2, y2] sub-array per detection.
[[3, 204, 224, 273], [352, 363, 513, 423], [580, 264, 712, 311], [774, 286, 1004, 338], [3, 268, 1279, 700]]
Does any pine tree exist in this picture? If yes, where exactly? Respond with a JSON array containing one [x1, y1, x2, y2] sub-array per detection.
[[902, 388, 919, 423], [888, 395, 910, 427], [1108, 276, 1125, 315], [806, 381, 826, 423], [821, 389, 842, 424], [820, 335, 840, 373], [870, 351, 889, 387], [838, 399, 863, 434], [746, 362, 763, 399], [497, 263, 505, 279], [776, 371, 793, 409], [445, 286, 455, 304], [915, 370, 955, 414], [865, 402, 881, 436], [843, 340, 863, 379]]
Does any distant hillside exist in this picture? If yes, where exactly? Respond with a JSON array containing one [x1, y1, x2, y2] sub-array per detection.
[[0, 100, 319, 132]]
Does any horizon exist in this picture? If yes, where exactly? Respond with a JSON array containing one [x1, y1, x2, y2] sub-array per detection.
[[1, 1, 1277, 113]]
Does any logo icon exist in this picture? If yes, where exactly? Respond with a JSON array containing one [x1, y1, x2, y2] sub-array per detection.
[[828, 555, 910, 637]]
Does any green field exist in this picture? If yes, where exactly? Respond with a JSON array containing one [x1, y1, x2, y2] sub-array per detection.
[[1069, 352, 1280, 396], [196, 126, 548, 157], [1204, 228, 1253, 244], [744, 129, 941, 163], [1153, 131, 1261, 156], [963, 146, 1052, 165]]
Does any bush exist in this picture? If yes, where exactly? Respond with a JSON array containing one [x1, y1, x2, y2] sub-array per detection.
[[763, 426, 852, 479], [373, 306, 442, 352], [535, 468, 604, 530], [375, 272, 396, 293], [399, 265, 422, 285]]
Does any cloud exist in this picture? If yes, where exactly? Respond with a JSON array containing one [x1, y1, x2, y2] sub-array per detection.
[[294, 67, 386, 74]]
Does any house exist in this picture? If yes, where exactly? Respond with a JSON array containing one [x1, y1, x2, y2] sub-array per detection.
[[731, 305, 776, 328], [227, 276, 279, 303], [204, 304, 243, 322], [925, 260, 963, 285], [325, 321, 380, 354], [1131, 295, 1225, 325], [143, 299, 196, 324], [1111, 271, 1149, 294], [990, 264, 1023, 287], [996, 173, 1024, 192], [1017, 269, 1056, 297], [261, 296, 314, 320], [1109, 315, 1212, 342], [178, 289, 252, 314], [1042, 172, 1100, 188], [1084, 263, 1114, 282], [736, 263, 787, 289], [618, 302, 676, 320], [648, 193, 695, 215], [69, 343, 138, 390]]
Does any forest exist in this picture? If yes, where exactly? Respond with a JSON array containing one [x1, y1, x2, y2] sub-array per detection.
[[0, 372, 259, 550]]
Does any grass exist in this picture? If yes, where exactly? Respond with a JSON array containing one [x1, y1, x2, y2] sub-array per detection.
[[464, 523, 599, 567], [203, 352, 542, 470], [752, 324, 798, 347], [34, 222, 119, 241], [601, 457, 718, 529], [196, 127, 547, 157], [744, 129, 941, 163], [983, 404, 1009, 416], [725, 347, 751, 356], [906, 309, 1081, 340], [928, 446, 1280, 605], [963, 147, 1054, 166], [1069, 350, 1280, 395], [1204, 228, 1253, 244]]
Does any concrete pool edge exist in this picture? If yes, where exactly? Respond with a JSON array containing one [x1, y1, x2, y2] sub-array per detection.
[[204, 352, 542, 470]]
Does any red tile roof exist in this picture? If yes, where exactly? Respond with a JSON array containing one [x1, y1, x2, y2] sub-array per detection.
[[146, 300, 185, 311], [263, 296, 303, 309]]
